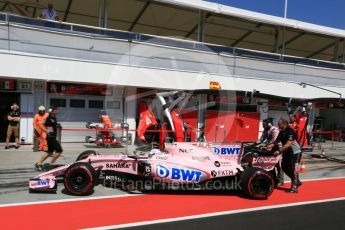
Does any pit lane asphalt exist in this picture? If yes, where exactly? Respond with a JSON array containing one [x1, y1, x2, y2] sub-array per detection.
[[121, 200, 345, 230], [0, 142, 345, 205], [0, 143, 129, 204]]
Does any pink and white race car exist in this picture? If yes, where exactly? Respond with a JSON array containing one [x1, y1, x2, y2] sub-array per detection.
[[29, 90, 287, 199], [29, 141, 281, 199]]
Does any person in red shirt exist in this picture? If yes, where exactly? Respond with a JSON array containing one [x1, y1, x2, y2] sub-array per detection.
[[289, 116, 298, 130], [289, 114, 308, 148]]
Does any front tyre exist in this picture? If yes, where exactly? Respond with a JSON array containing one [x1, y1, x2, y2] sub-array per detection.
[[241, 167, 274, 199], [63, 162, 96, 195], [76, 150, 97, 161]]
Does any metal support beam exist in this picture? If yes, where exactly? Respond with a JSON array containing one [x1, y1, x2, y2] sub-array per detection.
[[32, 0, 39, 18], [207, 20, 274, 35], [341, 39, 345, 63], [333, 38, 340, 62], [277, 32, 305, 51], [63, 0, 73, 22], [197, 10, 205, 42], [273, 27, 282, 53], [307, 42, 335, 59], [98, 0, 103, 27], [231, 23, 262, 47], [128, 1, 150, 31], [185, 12, 211, 38], [1, 3, 9, 11], [103, 0, 108, 28], [336, 39, 345, 63], [98, 0, 108, 28]]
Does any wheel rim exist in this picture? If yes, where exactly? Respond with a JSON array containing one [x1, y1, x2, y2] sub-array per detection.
[[251, 175, 272, 195], [69, 170, 89, 191]]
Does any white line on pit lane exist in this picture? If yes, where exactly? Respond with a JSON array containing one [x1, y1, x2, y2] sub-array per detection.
[[84, 197, 345, 230], [0, 194, 142, 208], [1, 176, 345, 208]]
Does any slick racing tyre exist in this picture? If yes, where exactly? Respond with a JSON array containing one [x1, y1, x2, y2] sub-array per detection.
[[63, 162, 96, 195], [241, 167, 274, 200], [76, 150, 97, 161]]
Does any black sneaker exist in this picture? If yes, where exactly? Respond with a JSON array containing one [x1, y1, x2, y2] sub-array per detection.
[[15, 145, 20, 149], [277, 181, 284, 186], [4, 146, 9, 149], [286, 188, 298, 193], [297, 180, 303, 187], [34, 163, 43, 172]]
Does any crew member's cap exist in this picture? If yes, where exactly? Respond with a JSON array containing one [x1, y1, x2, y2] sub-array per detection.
[[38, 106, 46, 111]]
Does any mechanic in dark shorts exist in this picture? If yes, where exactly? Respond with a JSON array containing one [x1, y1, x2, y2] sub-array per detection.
[[268, 118, 302, 193], [5, 103, 21, 149], [35, 107, 63, 171]]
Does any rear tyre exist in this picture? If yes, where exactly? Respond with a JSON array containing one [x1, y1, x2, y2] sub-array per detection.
[[63, 162, 96, 195], [269, 169, 278, 186], [241, 167, 274, 199], [76, 150, 97, 161]]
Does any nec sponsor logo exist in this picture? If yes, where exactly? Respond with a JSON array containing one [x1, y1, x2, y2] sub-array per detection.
[[213, 146, 241, 155], [36, 180, 49, 186], [156, 165, 202, 183], [179, 148, 194, 153], [106, 163, 131, 168]]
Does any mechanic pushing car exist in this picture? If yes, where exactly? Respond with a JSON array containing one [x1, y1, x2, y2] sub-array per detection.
[[268, 118, 302, 193], [257, 118, 284, 186], [34, 107, 63, 171], [33, 106, 49, 151]]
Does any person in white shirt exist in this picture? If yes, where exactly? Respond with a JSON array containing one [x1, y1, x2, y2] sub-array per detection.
[[38, 3, 61, 21]]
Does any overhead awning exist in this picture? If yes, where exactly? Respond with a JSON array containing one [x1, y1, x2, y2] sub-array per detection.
[[0, 0, 344, 63]]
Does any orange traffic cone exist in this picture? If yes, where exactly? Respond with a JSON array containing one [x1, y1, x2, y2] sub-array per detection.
[[300, 160, 306, 173]]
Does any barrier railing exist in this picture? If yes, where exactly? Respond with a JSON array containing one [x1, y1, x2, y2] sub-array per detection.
[[1, 12, 345, 71], [312, 130, 342, 150]]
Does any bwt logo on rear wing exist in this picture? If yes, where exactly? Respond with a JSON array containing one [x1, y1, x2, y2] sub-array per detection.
[[212, 145, 241, 155]]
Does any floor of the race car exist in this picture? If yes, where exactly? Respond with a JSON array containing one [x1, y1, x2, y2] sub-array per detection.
[[1, 177, 345, 230]]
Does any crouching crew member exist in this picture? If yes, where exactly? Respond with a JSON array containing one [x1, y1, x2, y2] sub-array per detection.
[[268, 118, 302, 193], [35, 107, 63, 171], [5, 103, 21, 149], [33, 106, 49, 151]]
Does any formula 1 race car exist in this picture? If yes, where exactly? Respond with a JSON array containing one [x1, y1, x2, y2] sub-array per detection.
[[28, 89, 303, 199], [29, 141, 281, 199]]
